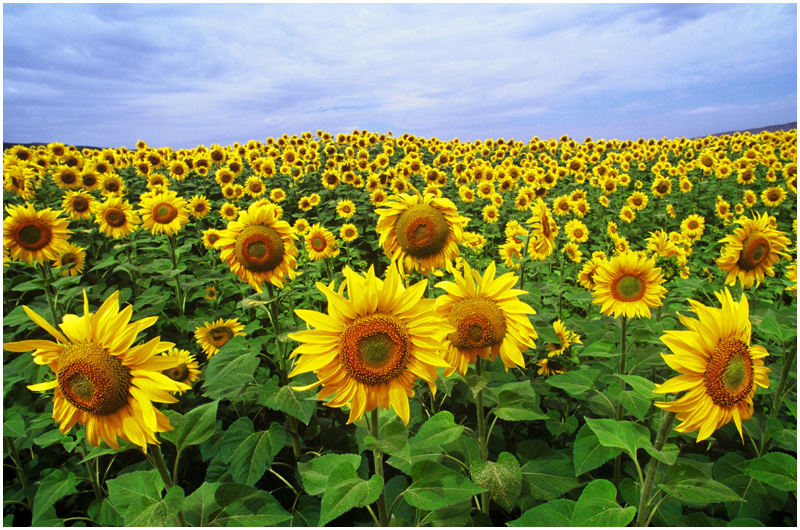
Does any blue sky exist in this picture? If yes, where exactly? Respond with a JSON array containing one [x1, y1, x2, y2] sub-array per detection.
[[3, 3, 797, 149]]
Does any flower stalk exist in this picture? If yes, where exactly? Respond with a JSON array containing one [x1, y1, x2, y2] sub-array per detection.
[[635, 410, 676, 527], [370, 409, 389, 527]]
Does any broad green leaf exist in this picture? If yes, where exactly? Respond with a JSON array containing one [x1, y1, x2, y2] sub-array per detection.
[[571, 479, 637, 527], [616, 374, 657, 396], [659, 478, 743, 507], [298, 453, 363, 496], [412, 411, 465, 448], [470, 452, 522, 512], [202, 337, 259, 401], [643, 442, 680, 466], [727, 517, 766, 527], [757, 309, 797, 345], [425, 500, 471, 526], [573, 424, 622, 476], [404, 460, 485, 511], [546, 369, 601, 397], [183, 481, 221, 527], [125, 486, 185, 527], [618, 390, 652, 420], [520, 457, 581, 501], [364, 421, 409, 459], [580, 340, 617, 358], [32, 470, 77, 525], [212, 482, 292, 526], [508, 499, 576, 527], [318, 462, 384, 526], [585, 417, 652, 458], [228, 423, 285, 486], [270, 384, 317, 425], [3, 411, 26, 438], [106, 470, 163, 515], [740, 452, 797, 492], [493, 381, 548, 421], [162, 400, 219, 453]]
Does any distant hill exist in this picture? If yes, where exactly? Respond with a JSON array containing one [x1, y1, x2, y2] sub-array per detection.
[[4, 122, 797, 152]]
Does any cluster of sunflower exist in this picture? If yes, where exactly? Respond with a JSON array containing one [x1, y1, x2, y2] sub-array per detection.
[[2, 126, 796, 456]]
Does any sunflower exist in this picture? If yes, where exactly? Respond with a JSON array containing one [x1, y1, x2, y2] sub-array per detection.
[[194, 317, 246, 358], [761, 186, 787, 207], [654, 289, 770, 442], [620, 205, 636, 224], [187, 195, 211, 219], [305, 224, 337, 261], [147, 173, 170, 190], [680, 214, 705, 241], [288, 264, 450, 425], [340, 223, 359, 242], [244, 177, 265, 198], [336, 200, 356, 219], [3, 203, 72, 265], [716, 211, 792, 289], [785, 261, 797, 297], [482, 204, 499, 223], [139, 190, 189, 236], [434, 261, 537, 376], [169, 160, 189, 181], [564, 219, 589, 243], [563, 242, 582, 263], [215, 168, 235, 188], [216, 202, 298, 292], [270, 188, 286, 203], [592, 252, 667, 319], [79, 169, 101, 191], [53, 243, 86, 276], [626, 191, 649, 211], [5, 291, 189, 451], [651, 176, 672, 198], [553, 195, 572, 217], [220, 202, 239, 221], [578, 256, 605, 291], [536, 358, 565, 377], [375, 192, 470, 275], [293, 218, 311, 237], [100, 175, 126, 197], [202, 228, 222, 249], [92, 197, 140, 239], [61, 190, 95, 220], [526, 198, 559, 260], [52, 166, 82, 190], [298, 196, 313, 211], [546, 319, 582, 357], [160, 348, 200, 394]]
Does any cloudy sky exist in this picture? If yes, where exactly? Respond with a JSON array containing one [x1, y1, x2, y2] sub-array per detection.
[[3, 3, 797, 149]]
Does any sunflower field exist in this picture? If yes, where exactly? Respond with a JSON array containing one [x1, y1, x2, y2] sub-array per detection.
[[2, 129, 797, 527]]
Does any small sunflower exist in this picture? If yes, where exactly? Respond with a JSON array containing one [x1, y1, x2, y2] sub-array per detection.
[[216, 202, 298, 292], [626, 191, 649, 211], [52, 166, 82, 190], [3, 203, 72, 265], [336, 200, 356, 219], [92, 197, 140, 239], [562, 242, 582, 263], [537, 358, 565, 377], [61, 190, 95, 220], [482, 204, 500, 223], [298, 196, 314, 211], [288, 265, 451, 425], [592, 252, 667, 319], [204, 285, 218, 300], [5, 291, 189, 452], [53, 243, 86, 276], [219, 203, 239, 221], [293, 218, 311, 237], [651, 176, 672, 198], [188, 195, 211, 219], [564, 219, 589, 243], [578, 256, 606, 291], [716, 212, 791, 289], [761, 186, 787, 207], [270, 188, 286, 203], [160, 348, 200, 394], [194, 317, 246, 358], [654, 289, 770, 442], [100, 175, 126, 197], [526, 198, 559, 260], [202, 228, 222, 249], [305, 224, 337, 261], [680, 214, 705, 241], [545, 319, 582, 357], [375, 192, 470, 275], [340, 223, 359, 242], [434, 261, 537, 376], [139, 190, 190, 236]]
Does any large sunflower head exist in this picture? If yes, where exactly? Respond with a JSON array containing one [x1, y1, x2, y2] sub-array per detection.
[[592, 252, 667, 319], [289, 264, 451, 425], [92, 197, 141, 239], [139, 190, 190, 236], [3, 203, 72, 265], [375, 192, 470, 275], [716, 211, 792, 289], [194, 317, 247, 358], [654, 289, 770, 442], [434, 261, 537, 376], [4, 291, 189, 452], [216, 202, 298, 292]]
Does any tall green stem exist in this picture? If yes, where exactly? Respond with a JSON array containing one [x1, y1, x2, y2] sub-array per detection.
[[166, 235, 184, 316], [370, 409, 389, 526], [635, 410, 676, 526], [36, 262, 60, 326], [147, 444, 187, 526], [474, 360, 490, 516], [614, 315, 629, 493], [758, 343, 796, 457]]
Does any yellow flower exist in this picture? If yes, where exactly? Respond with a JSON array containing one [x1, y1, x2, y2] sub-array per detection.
[[305, 224, 337, 261], [336, 200, 356, 219], [187, 195, 211, 219], [564, 219, 589, 243], [434, 261, 537, 376], [340, 223, 359, 242], [5, 291, 188, 452], [270, 188, 286, 203], [525, 198, 559, 260], [654, 289, 770, 442], [482, 204, 500, 223], [202, 228, 222, 249], [546, 319, 582, 357], [592, 252, 667, 319], [537, 358, 565, 377], [563, 242, 582, 263], [53, 243, 86, 276], [716, 211, 791, 289], [160, 348, 200, 394], [220, 202, 239, 221], [139, 190, 190, 236], [194, 317, 246, 358], [289, 265, 451, 425], [3, 203, 72, 265], [761, 186, 787, 207], [680, 214, 705, 241]]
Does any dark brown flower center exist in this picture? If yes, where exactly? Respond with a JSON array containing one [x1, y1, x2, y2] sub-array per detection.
[[339, 314, 411, 385], [57, 342, 132, 416], [703, 338, 753, 407], [395, 204, 450, 258], [15, 220, 53, 250], [105, 208, 127, 227], [448, 298, 507, 350], [234, 225, 285, 272], [153, 203, 178, 224]]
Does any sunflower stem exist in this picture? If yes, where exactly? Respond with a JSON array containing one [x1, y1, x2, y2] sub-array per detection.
[[635, 410, 676, 526], [166, 235, 185, 316], [76, 440, 104, 502], [36, 262, 60, 326], [370, 409, 389, 526], [147, 444, 188, 526], [474, 360, 490, 516], [4, 436, 30, 505], [613, 315, 629, 495], [758, 342, 796, 457]]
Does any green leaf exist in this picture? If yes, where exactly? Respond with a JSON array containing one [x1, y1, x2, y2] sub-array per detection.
[[224, 421, 285, 486], [546, 369, 601, 397], [298, 453, 364, 496], [470, 452, 522, 512], [573, 424, 622, 476], [617, 374, 657, 396], [202, 336, 259, 401], [125, 486, 185, 527], [212, 483, 293, 526], [508, 499, 576, 527], [267, 384, 317, 425], [571, 479, 637, 527], [740, 452, 797, 492], [757, 309, 797, 345], [585, 417, 652, 458], [32, 470, 77, 525], [643, 443, 680, 466], [580, 340, 617, 358], [364, 421, 410, 459], [520, 457, 581, 501], [493, 381, 548, 421], [162, 400, 219, 454], [412, 411, 465, 448], [106, 470, 164, 515], [3, 411, 26, 438], [318, 462, 384, 526], [659, 478, 743, 507], [727, 517, 766, 527], [183, 482, 221, 527], [404, 460, 485, 511], [618, 390, 652, 420]]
